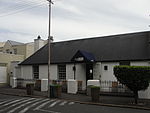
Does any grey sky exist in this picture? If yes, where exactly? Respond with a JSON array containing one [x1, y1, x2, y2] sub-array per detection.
[[0, 0, 150, 43]]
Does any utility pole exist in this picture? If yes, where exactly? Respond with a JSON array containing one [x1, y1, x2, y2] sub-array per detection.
[[47, 0, 53, 98]]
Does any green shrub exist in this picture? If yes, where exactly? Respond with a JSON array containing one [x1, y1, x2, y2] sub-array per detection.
[[114, 66, 150, 104]]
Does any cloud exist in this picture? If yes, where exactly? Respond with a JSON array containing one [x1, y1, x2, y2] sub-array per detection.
[[0, 0, 150, 43], [0, 29, 34, 42]]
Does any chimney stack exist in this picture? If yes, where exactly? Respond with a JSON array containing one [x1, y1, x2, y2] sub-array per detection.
[[34, 35, 45, 52]]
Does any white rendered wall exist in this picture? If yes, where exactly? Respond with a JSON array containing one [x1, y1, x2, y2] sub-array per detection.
[[11, 77, 17, 88], [34, 39, 45, 52], [21, 66, 33, 79], [39, 65, 57, 80], [10, 61, 19, 76], [41, 79, 48, 91], [15, 66, 21, 78], [75, 63, 86, 90], [101, 61, 150, 81], [67, 79, 78, 94], [93, 63, 101, 80], [139, 84, 150, 99], [66, 63, 86, 90], [0, 66, 7, 83], [10, 66, 21, 87], [87, 80, 100, 86], [10, 61, 21, 78], [101, 62, 119, 81], [39, 64, 86, 90], [66, 64, 74, 80], [131, 61, 149, 66]]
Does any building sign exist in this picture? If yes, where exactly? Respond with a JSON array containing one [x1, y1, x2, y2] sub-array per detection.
[[74, 57, 84, 62]]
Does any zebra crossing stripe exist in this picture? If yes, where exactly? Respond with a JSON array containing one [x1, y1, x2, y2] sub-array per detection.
[[18, 98, 49, 113], [7, 98, 40, 113], [11, 98, 35, 106], [59, 101, 67, 106], [68, 102, 75, 105], [0, 98, 35, 112], [0, 98, 25, 107], [0, 99, 16, 105], [34, 99, 55, 110], [49, 100, 61, 108]]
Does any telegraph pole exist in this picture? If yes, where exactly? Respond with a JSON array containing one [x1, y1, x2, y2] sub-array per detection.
[[47, 0, 53, 98]]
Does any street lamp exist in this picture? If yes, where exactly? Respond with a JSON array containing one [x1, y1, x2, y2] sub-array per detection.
[[47, 0, 53, 98]]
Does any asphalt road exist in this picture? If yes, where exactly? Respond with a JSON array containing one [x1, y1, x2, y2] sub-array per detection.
[[0, 94, 149, 113]]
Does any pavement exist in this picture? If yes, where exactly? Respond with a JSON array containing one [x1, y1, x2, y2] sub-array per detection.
[[0, 86, 150, 110]]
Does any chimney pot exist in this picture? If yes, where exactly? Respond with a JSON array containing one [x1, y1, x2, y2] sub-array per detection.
[[37, 35, 41, 39]]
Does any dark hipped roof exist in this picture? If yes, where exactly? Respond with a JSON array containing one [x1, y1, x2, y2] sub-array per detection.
[[20, 31, 150, 65]]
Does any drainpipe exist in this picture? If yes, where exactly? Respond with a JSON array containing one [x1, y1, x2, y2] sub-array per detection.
[[99, 62, 102, 86], [73, 63, 76, 80]]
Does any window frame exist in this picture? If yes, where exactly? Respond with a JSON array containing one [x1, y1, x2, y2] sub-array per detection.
[[58, 64, 66, 80], [13, 48, 17, 54], [33, 65, 39, 79], [6, 49, 10, 53], [104, 65, 108, 71]]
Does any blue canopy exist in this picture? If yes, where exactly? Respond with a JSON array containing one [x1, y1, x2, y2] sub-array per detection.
[[71, 50, 95, 62]]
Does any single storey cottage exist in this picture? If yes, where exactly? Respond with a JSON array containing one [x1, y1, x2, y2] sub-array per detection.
[[19, 31, 150, 91]]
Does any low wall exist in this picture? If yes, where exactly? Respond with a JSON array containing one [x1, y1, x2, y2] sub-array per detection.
[[139, 84, 150, 99]]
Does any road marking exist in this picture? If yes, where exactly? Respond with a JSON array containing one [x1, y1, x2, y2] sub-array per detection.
[[11, 98, 35, 107], [68, 102, 75, 105], [34, 99, 55, 110], [0, 99, 16, 105], [7, 98, 40, 113], [49, 100, 61, 108], [37, 108, 61, 113], [18, 98, 49, 113], [0, 98, 35, 112], [1, 98, 25, 107], [59, 101, 67, 106]]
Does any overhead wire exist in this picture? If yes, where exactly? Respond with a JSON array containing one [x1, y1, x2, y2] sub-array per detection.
[[0, 0, 62, 18], [0, 0, 61, 11], [0, 0, 47, 17], [0, 0, 63, 41], [0, 0, 46, 13], [0, 0, 44, 11]]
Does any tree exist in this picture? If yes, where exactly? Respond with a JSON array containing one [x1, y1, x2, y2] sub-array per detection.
[[114, 66, 150, 104]]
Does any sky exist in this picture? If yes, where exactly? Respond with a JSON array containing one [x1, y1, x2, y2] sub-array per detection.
[[0, 0, 150, 43]]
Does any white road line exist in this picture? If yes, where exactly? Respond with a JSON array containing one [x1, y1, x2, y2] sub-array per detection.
[[18, 98, 49, 113], [68, 102, 75, 105], [34, 99, 55, 110], [59, 101, 67, 106], [11, 98, 35, 107], [0, 99, 16, 105], [49, 100, 61, 108], [0, 98, 35, 112], [7, 98, 40, 113], [37, 109, 61, 113], [0, 98, 25, 107]]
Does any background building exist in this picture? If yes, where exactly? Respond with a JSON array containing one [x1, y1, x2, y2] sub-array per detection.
[[0, 36, 47, 86]]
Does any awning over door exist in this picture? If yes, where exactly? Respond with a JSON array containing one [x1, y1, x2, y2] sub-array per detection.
[[71, 50, 95, 63]]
